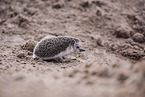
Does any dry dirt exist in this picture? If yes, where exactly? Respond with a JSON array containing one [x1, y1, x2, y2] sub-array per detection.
[[0, 0, 145, 97]]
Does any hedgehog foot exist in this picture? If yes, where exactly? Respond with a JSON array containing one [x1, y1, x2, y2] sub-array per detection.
[[55, 57, 63, 63]]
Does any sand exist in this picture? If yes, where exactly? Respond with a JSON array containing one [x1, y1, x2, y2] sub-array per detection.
[[0, 0, 145, 97]]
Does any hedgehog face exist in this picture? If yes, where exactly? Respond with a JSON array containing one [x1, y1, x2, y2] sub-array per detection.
[[73, 42, 85, 52]]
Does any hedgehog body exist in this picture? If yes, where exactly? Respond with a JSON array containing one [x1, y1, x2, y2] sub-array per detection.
[[33, 36, 84, 62]]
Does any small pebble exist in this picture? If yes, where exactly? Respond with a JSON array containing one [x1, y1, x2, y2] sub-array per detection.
[[96, 38, 104, 46], [14, 73, 25, 81], [133, 33, 144, 43], [126, 38, 133, 43], [70, 56, 77, 60], [118, 73, 128, 83], [86, 81, 94, 85], [21, 40, 36, 52], [27, 51, 33, 55], [80, 1, 89, 8], [116, 29, 130, 38], [52, 3, 63, 9], [17, 52, 25, 58]]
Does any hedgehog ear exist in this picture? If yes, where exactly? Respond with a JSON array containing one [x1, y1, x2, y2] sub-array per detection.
[[71, 40, 76, 45]]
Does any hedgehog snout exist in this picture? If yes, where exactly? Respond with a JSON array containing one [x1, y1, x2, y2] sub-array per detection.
[[75, 45, 85, 52]]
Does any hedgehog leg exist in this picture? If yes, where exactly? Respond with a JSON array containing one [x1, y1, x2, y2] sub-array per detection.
[[58, 57, 63, 63], [31, 55, 39, 60], [55, 57, 63, 63]]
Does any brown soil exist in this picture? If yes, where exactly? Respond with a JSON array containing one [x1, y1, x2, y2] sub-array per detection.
[[0, 0, 145, 97]]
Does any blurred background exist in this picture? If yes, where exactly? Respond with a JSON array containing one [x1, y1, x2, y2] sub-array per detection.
[[0, 0, 145, 97]]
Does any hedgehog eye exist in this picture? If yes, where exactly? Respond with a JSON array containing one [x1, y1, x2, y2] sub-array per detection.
[[76, 46, 80, 49]]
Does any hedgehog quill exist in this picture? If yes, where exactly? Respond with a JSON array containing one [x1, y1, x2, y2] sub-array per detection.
[[33, 36, 85, 62]]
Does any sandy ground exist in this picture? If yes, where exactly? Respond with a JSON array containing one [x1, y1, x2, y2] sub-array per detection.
[[0, 0, 145, 97]]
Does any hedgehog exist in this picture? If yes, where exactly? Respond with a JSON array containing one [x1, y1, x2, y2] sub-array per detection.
[[33, 36, 85, 62]]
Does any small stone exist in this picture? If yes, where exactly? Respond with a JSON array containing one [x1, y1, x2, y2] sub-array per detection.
[[68, 73, 74, 77], [86, 81, 94, 85], [31, 62, 35, 65], [118, 73, 128, 83], [17, 52, 26, 58], [96, 38, 104, 46], [130, 31, 136, 37], [96, 10, 102, 16], [111, 45, 118, 51], [20, 22, 27, 28], [32, 19, 37, 23], [116, 29, 130, 38], [80, 1, 89, 8], [21, 40, 36, 52], [14, 73, 25, 81], [22, 62, 27, 64], [96, 7, 104, 16], [16, 60, 20, 62], [91, 71, 97, 75], [61, 67, 66, 69], [133, 33, 144, 43], [98, 68, 110, 77], [111, 63, 120, 68], [52, 3, 63, 9], [126, 38, 133, 43], [38, 62, 42, 65], [82, 75, 88, 79], [70, 56, 77, 60], [25, 56, 32, 60], [27, 51, 33, 55], [83, 69, 89, 74], [16, 14, 29, 28]]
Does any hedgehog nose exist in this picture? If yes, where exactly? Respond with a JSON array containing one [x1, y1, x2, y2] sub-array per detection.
[[79, 47, 85, 52]]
